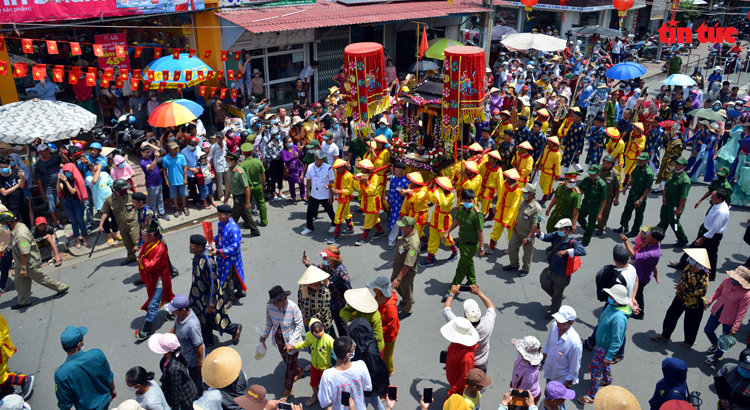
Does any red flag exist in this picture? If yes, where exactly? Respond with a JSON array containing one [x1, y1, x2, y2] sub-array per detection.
[[133, 69, 142, 80], [173, 71, 181, 81], [0, 61, 7, 76], [217, 70, 224, 80], [46, 40, 58, 55], [210, 87, 218, 97], [115, 45, 126, 58], [70, 42, 81, 56], [220, 51, 227, 62], [71, 66, 81, 77], [176, 83, 184, 92], [219, 88, 228, 99], [202, 221, 214, 245], [207, 71, 215, 80], [153, 48, 162, 59], [0, 37, 5, 52], [147, 70, 155, 81], [93, 44, 103, 57], [204, 50, 211, 59], [134, 47, 143, 58], [32, 66, 46, 81], [55, 65, 64, 72], [115, 77, 124, 88], [142, 81, 151, 91], [13, 63, 26, 78], [199, 86, 206, 97], [52, 69, 63, 82], [158, 82, 167, 92], [185, 70, 193, 82], [173, 50, 180, 60], [197, 71, 205, 81], [88, 67, 97, 75], [231, 89, 238, 99], [233, 52, 240, 61], [236, 71, 242, 80], [418, 26, 428, 59], [227, 70, 234, 81], [189, 49, 196, 58], [104, 68, 113, 79], [86, 73, 96, 86], [132, 78, 140, 89], [22, 39, 33, 54], [120, 68, 129, 79], [161, 70, 169, 81], [68, 73, 79, 84], [100, 77, 110, 88]]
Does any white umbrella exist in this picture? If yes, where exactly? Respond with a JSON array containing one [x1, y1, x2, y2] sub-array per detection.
[[664, 74, 697, 86], [500, 33, 567, 52], [0, 99, 97, 144]]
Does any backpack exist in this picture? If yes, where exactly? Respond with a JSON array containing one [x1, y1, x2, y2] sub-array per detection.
[[595, 265, 627, 302]]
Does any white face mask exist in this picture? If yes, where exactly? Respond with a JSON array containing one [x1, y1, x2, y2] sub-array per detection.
[[127, 385, 139, 392], [566, 182, 576, 189]]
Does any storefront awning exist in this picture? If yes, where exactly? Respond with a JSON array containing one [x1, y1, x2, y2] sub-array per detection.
[[217, 0, 492, 34]]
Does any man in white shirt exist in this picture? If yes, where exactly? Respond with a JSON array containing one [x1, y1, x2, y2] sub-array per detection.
[[543, 305, 582, 397], [675, 188, 730, 281], [321, 132, 339, 165], [302, 150, 336, 236], [330, 118, 345, 156], [611, 38, 622, 63], [277, 107, 292, 135], [300, 61, 319, 91], [209, 131, 231, 200], [318, 336, 372, 410]]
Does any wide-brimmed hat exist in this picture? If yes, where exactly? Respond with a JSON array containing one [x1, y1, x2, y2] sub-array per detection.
[[357, 158, 374, 170], [728, 266, 750, 289], [487, 150, 502, 161], [374, 135, 388, 144], [594, 386, 641, 410], [441, 317, 479, 346], [604, 284, 630, 305], [407, 172, 424, 185], [518, 141, 533, 150], [503, 168, 521, 181], [292, 116, 304, 125], [463, 160, 479, 174], [684, 248, 711, 270], [366, 276, 392, 298], [202, 347, 242, 389], [298, 265, 330, 285], [234, 385, 269, 410], [519, 96, 531, 106], [267, 285, 291, 304], [489, 87, 500, 94], [547, 136, 560, 146], [112, 400, 143, 410], [512, 336, 543, 365], [436, 176, 453, 191], [148, 333, 181, 356], [468, 142, 483, 152], [333, 159, 348, 169], [344, 288, 378, 313], [606, 127, 621, 139]]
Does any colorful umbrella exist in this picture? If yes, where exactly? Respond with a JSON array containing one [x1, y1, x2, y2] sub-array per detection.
[[148, 100, 198, 127], [664, 74, 696, 87], [171, 99, 204, 118], [687, 108, 724, 122], [425, 38, 464, 60], [605, 62, 647, 80], [141, 54, 211, 90]]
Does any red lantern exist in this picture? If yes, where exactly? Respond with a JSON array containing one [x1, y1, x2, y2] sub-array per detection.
[[613, 0, 633, 29], [520, 0, 537, 10]]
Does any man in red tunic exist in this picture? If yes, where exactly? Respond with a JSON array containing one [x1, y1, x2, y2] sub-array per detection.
[[135, 220, 175, 341]]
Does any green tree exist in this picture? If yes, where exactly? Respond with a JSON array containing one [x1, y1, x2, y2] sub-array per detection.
[[674, 0, 701, 25]]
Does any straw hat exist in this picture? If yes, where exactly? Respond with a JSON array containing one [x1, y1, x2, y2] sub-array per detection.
[[728, 266, 750, 289], [594, 386, 641, 410], [487, 150, 502, 161], [440, 317, 479, 347], [202, 347, 242, 389], [357, 159, 374, 170], [374, 135, 388, 144], [537, 108, 550, 117], [632, 122, 644, 133], [112, 400, 143, 410], [463, 160, 479, 174], [503, 168, 521, 181], [292, 116, 304, 125], [511, 336, 543, 366], [547, 136, 560, 146], [333, 159, 348, 169], [684, 248, 711, 270], [518, 141, 533, 150], [468, 142, 483, 152], [519, 96, 531, 106], [604, 284, 630, 305], [298, 265, 330, 285], [435, 176, 453, 191], [407, 172, 424, 185], [489, 87, 500, 94], [606, 127, 621, 139], [344, 288, 378, 313]]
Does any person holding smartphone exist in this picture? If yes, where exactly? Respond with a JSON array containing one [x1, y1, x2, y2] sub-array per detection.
[[318, 336, 372, 410]]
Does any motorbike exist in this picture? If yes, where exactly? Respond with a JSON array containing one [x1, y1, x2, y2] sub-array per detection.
[[113, 114, 148, 152], [726, 52, 740, 74]]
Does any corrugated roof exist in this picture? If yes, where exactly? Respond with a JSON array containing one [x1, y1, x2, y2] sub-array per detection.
[[217, 0, 492, 34]]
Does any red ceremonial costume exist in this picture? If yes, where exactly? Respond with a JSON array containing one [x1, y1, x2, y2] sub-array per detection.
[[138, 240, 175, 310]]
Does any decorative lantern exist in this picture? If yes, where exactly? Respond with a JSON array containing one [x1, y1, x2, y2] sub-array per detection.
[[613, 0, 634, 29], [521, 0, 538, 18], [442, 46, 486, 158], [343, 42, 390, 136]]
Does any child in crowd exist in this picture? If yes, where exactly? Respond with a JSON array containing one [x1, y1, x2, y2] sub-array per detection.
[[463, 368, 493, 410], [197, 152, 217, 209], [510, 336, 543, 405], [30, 217, 65, 267], [287, 319, 335, 407]]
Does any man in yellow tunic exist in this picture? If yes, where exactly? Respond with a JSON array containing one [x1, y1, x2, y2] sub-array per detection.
[[365, 136, 391, 203], [0, 314, 33, 399], [458, 160, 483, 208], [354, 159, 385, 246], [515, 141, 534, 188], [536, 136, 562, 205], [467, 142, 486, 167], [605, 127, 625, 174], [535, 108, 551, 135], [399, 172, 430, 248], [478, 151, 504, 219], [328, 159, 355, 244], [418, 177, 459, 267], [622, 122, 646, 186], [487, 169, 523, 252], [495, 110, 515, 145]]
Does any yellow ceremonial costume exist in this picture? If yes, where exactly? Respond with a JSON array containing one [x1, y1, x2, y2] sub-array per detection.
[[459, 161, 483, 207], [478, 153, 504, 215], [514, 145, 534, 188], [333, 167, 355, 225], [356, 173, 383, 229], [399, 173, 430, 238], [605, 138, 625, 173], [537, 139, 562, 196], [0, 315, 16, 385], [489, 170, 523, 244], [426, 179, 458, 258], [623, 127, 646, 177], [365, 141, 391, 202]]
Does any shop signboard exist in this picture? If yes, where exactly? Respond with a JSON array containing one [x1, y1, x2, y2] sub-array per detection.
[[115, 0, 205, 12], [221, 0, 314, 7], [0, 0, 204, 24], [95, 33, 131, 72]]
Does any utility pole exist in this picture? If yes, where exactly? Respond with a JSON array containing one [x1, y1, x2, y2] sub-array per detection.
[[482, 0, 494, 65]]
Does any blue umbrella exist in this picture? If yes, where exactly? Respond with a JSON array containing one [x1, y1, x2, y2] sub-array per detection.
[[142, 54, 212, 90], [664, 74, 696, 87], [605, 62, 647, 80], [171, 99, 204, 117]]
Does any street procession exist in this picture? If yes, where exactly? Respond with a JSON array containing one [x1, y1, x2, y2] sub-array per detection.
[[3, 1, 750, 409]]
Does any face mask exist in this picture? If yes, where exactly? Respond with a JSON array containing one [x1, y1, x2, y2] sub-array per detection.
[[169, 137, 176, 142], [462, 202, 473, 209], [522, 193, 529, 201], [322, 259, 329, 266], [118, 162, 126, 168], [65, 171, 73, 178], [1, 225, 8, 231], [608, 297, 616, 305], [333, 124, 340, 129], [566, 182, 576, 189], [127, 385, 139, 393], [688, 257, 697, 266], [190, 146, 197, 151], [380, 124, 387, 129], [557, 230, 566, 237], [9, 161, 15, 167], [0, 168, 9, 175], [287, 143, 294, 148], [210, 99, 215, 104], [674, 167, 684, 173], [118, 189, 128, 196], [713, 106, 721, 111]]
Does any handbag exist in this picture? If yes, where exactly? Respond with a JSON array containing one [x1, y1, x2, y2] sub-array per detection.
[[283, 166, 290, 180], [566, 240, 582, 276]]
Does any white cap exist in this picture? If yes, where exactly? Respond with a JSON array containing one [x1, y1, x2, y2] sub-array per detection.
[[551, 305, 577, 323], [463, 299, 482, 322], [0, 395, 30, 410], [634, 88, 641, 94], [554, 218, 573, 229], [36, 143, 49, 152]]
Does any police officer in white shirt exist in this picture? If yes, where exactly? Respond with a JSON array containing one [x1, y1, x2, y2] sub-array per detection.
[[301, 150, 336, 236], [543, 305, 583, 410]]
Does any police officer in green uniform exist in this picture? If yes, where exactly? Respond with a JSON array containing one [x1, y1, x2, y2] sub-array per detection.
[[0, 211, 69, 310], [617, 152, 654, 236], [441, 189, 485, 301], [505, 183, 543, 275], [656, 157, 691, 245], [224, 152, 261, 237], [577, 164, 607, 246], [695, 166, 733, 208], [389, 216, 420, 318], [98, 178, 140, 265], [239, 143, 268, 226], [595, 155, 621, 236], [544, 171, 582, 234]]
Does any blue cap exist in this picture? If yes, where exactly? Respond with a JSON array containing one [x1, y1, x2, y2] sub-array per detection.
[[90, 142, 102, 150], [61, 326, 88, 348], [166, 294, 190, 312]]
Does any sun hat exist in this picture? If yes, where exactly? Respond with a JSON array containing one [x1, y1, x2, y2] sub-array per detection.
[[194, 389, 223, 410], [148, 333, 181, 356], [407, 172, 424, 185], [234, 385, 269, 410], [366, 276, 392, 298], [727, 266, 750, 289], [466, 368, 493, 387], [357, 159, 374, 170], [468, 142, 483, 152], [512, 336, 543, 366], [374, 135, 389, 144], [344, 288, 378, 313], [463, 299, 482, 322], [463, 160, 479, 174], [659, 400, 696, 410], [292, 116, 304, 125], [436, 176, 453, 191], [0, 394, 30, 410], [632, 122, 644, 133], [537, 108, 550, 117], [202, 347, 242, 389], [268, 285, 291, 304], [604, 284, 630, 305], [298, 265, 330, 285], [551, 305, 576, 323], [554, 218, 572, 229], [111, 400, 143, 410], [518, 141, 533, 150], [489, 87, 500, 94], [545, 381, 576, 400], [594, 386, 641, 410], [519, 96, 531, 106], [606, 127, 620, 138], [547, 136, 560, 146], [684, 248, 711, 270], [503, 168, 521, 181], [488, 150, 502, 161], [441, 317, 479, 347], [333, 159, 348, 169]]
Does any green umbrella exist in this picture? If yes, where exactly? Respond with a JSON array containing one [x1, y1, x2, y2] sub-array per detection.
[[424, 38, 463, 60], [688, 108, 724, 122]]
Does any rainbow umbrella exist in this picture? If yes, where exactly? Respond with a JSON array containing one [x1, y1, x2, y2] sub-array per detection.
[[171, 99, 204, 118], [141, 54, 211, 90], [148, 100, 199, 127]]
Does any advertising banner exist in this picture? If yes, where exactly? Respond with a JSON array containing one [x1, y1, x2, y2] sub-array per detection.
[[0, 0, 204, 24], [95, 33, 131, 72]]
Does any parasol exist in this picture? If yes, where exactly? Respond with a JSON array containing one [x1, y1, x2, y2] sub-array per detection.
[[425, 38, 464, 60], [0, 99, 97, 144], [500, 33, 567, 52], [142, 54, 212, 89], [688, 108, 724, 122], [664, 74, 696, 87], [605, 62, 647, 80], [572, 26, 622, 37], [491, 26, 518, 41], [148, 100, 199, 127]]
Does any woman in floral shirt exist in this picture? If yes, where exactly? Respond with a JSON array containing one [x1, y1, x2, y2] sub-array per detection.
[[302, 245, 352, 338], [651, 248, 711, 347]]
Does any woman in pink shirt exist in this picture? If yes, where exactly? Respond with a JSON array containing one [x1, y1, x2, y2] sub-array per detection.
[[704, 266, 750, 365], [110, 155, 136, 191]]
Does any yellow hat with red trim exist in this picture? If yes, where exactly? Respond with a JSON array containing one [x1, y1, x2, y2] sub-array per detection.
[[487, 150, 502, 160], [500, 110, 511, 116], [537, 109, 550, 117], [333, 159, 348, 169], [357, 159, 374, 170], [373, 135, 388, 144], [468, 142, 483, 152], [632, 122, 644, 133], [463, 160, 479, 173], [518, 141, 533, 150], [605, 127, 620, 139], [547, 136, 560, 145], [435, 176, 453, 191], [407, 172, 424, 185], [503, 168, 521, 181]]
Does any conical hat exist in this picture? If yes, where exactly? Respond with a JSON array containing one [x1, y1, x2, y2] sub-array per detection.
[[463, 160, 479, 173], [298, 265, 330, 285], [407, 172, 424, 185], [435, 176, 453, 190], [632, 122, 644, 133], [503, 168, 521, 181], [606, 127, 620, 138], [202, 347, 242, 389], [468, 142, 483, 152], [344, 288, 378, 313], [684, 248, 711, 270], [518, 141, 533, 150], [357, 159, 374, 170], [487, 150, 502, 160], [594, 386, 640, 410], [537, 109, 550, 117], [333, 159, 348, 169], [547, 136, 560, 145]]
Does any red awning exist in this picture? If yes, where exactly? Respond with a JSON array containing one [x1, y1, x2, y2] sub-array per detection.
[[217, 0, 492, 34]]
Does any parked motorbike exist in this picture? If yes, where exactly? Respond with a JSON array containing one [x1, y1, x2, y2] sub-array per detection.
[[113, 114, 148, 152]]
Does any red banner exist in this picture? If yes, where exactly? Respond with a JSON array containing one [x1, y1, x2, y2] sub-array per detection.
[[13, 63, 26, 78], [21, 39, 33, 54], [442, 46, 486, 145], [52, 69, 64, 82], [153, 48, 162, 59], [343, 42, 389, 135], [0, 61, 7, 76], [95, 33, 130, 72]]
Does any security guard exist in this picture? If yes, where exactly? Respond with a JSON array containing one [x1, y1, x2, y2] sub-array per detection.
[[576, 165, 607, 246], [0, 212, 69, 310], [594, 155, 622, 236], [389, 216, 420, 318], [696, 166, 733, 207], [616, 152, 653, 236], [544, 171, 582, 233], [224, 151, 261, 237], [239, 143, 268, 226], [98, 178, 140, 265], [505, 183, 542, 276], [656, 157, 691, 245], [441, 189, 485, 300]]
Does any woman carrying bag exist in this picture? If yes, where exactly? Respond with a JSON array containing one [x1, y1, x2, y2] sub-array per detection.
[[57, 163, 89, 249]]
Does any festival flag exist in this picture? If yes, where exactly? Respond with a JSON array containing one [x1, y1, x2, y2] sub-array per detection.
[[86, 73, 96, 86], [32, 66, 46, 80], [202, 221, 214, 244], [185, 70, 193, 81], [227, 70, 234, 81], [173, 50, 180, 60], [93, 44, 103, 56], [236, 71, 242, 80], [158, 82, 167, 92], [22, 39, 33, 54], [100, 77, 110, 88], [206, 71, 215, 80], [115, 45, 126, 58], [134, 47, 143, 58], [161, 70, 170, 81], [234, 52, 240, 61], [133, 69, 141, 81], [68, 73, 79, 84], [52, 69, 63, 82], [0, 37, 5, 52], [197, 71, 205, 81], [221, 51, 227, 62], [176, 83, 184, 92], [418, 26, 428, 59], [46, 40, 58, 54], [0, 61, 7, 76], [120, 68, 129, 79], [142, 80, 151, 91], [70, 42, 81, 56], [153, 48, 162, 59], [147, 70, 155, 81], [13, 63, 26, 78], [71, 66, 81, 77], [132, 77, 140, 89], [204, 50, 211, 59], [219, 88, 228, 99], [231, 89, 238, 99], [104, 68, 113, 79], [217, 70, 224, 80], [189, 49, 196, 58], [88, 67, 97, 75], [199, 86, 206, 97], [173, 70, 181, 81], [210, 87, 218, 97], [115, 77, 124, 88]]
